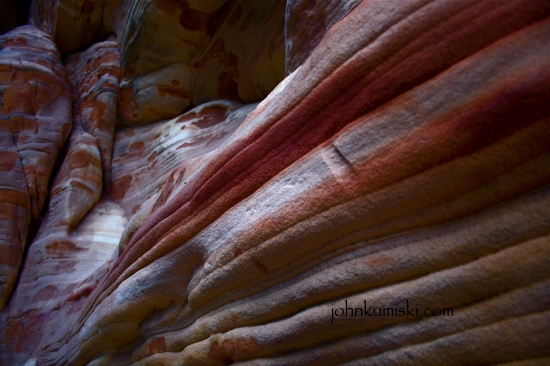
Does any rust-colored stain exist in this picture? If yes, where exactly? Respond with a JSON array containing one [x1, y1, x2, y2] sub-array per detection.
[[54, 260, 78, 273], [217, 53, 239, 100], [157, 86, 189, 99], [111, 175, 133, 201], [68, 149, 98, 170], [118, 87, 139, 119], [4, 37, 28, 48], [192, 105, 228, 129], [0, 232, 20, 266], [90, 99, 108, 122], [3, 83, 33, 114], [123, 67, 134, 78], [0, 119, 9, 132], [131, 203, 142, 215], [208, 339, 234, 365], [180, 4, 217, 37], [0, 151, 18, 172], [0, 64, 13, 83], [69, 180, 96, 196], [9, 115, 27, 135], [34, 84, 64, 112], [149, 132, 161, 142], [208, 337, 259, 364], [149, 337, 166, 354], [50, 185, 61, 197], [4, 321, 25, 352], [102, 79, 119, 90], [67, 285, 94, 302], [152, 177, 174, 212], [79, 94, 95, 111], [32, 284, 61, 302], [176, 113, 196, 124], [125, 141, 146, 161], [173, 167, 186, 186], [93, 51, 119, 69], [45, 240, 84, 259], [368, 255, 391, 266], [0, 189, 28, 207], [252, 258, 269, 274]]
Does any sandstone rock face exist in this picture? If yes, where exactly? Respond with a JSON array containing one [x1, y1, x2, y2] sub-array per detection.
[[65, 38, 120, 192], [6, 38, 125, 320], [284, 0, 362, 74], [29, 0, 117, 56], [111, 100, 256, 217], [115, 0, 285, 125], [0, 25, 72, 310], [1, 0, 550, 365]]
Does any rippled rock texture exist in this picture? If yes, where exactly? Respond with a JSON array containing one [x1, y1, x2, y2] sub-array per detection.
[[0, 25, 72, 311], [1, 0, 550, 365]]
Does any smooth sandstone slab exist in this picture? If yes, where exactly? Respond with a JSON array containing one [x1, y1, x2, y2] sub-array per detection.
[[0, 25, 71, 310]]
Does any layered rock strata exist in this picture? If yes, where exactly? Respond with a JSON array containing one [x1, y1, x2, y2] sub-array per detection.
[[0, 25, 71, 310], [1, 0, 550, 365], [111, 100, 256, 216], [65, 38, 120, 193]]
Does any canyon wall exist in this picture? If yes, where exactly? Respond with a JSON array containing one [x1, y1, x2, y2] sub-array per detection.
[[1, 0, 549, 365]]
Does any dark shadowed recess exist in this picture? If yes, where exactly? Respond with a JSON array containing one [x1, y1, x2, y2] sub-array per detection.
[[0, 0, 32, 35]]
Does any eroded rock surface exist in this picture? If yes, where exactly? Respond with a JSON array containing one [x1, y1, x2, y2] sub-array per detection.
[[285, 0, 362, 74], [65, 38, 120, 193], [0, 25, 71, 310], [111, 100, 256, 216], [115, 0, 285, 125], [1, 0, 550, 365]]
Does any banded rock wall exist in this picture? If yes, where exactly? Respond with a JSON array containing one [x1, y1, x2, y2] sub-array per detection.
[[0, 0, 549, 365]]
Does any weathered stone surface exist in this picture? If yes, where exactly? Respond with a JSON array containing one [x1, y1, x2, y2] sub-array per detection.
[[116, 0, 285, 125], [47, 127, 102, 231], [28, 0, 57, 37], [65, 38, 120, 192], [285, 0, 362, 74], [111, 100, 256, 216], [2, 0, 550, 365], [11, 197, 125, 316], [29, 0, 285, 124], [0, 33, 125, 345], [29, 0, 117, 56], [0, 25, 71, 310]]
